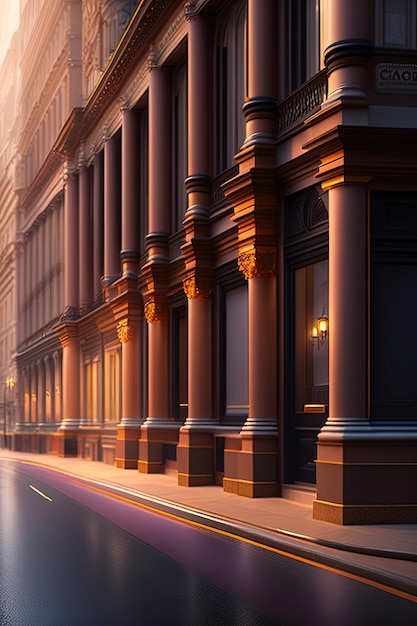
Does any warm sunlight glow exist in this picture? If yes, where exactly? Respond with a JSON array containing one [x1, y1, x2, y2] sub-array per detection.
[[0, 3, 19, 68]]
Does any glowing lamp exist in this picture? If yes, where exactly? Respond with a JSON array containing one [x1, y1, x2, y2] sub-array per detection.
[[311, 307, 328, 350]]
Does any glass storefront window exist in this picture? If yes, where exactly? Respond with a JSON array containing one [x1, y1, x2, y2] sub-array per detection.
[[294, 259, 328, 413]]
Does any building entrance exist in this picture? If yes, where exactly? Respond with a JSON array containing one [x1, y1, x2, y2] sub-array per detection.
[[284, 186, 329, 484]]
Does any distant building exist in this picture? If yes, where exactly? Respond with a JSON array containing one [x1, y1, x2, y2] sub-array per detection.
[[1, 0, 417, 524]]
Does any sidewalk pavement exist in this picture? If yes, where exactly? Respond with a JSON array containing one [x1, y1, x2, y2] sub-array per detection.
[[1, 449, 416, 598]]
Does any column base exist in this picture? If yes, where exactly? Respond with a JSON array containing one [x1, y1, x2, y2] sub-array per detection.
[[315, 436, 417, 524], [115, 425, 141, 469], [313, 500, 417, 525], [138, 421, 180, 474], [177, 428, 214, 486], [223, 433, 279, 498]]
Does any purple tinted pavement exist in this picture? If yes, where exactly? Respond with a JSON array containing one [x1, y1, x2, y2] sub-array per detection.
[[1, 449, 416, 599]]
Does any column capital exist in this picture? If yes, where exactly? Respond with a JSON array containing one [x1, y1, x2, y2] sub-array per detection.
[[144, 297, 167, 323], [53, 319, 79, 347], [184, 0, 209, 20], [183, 276, 212, 299], [116, 319, 134, 343], [238, 246, 276, 280]]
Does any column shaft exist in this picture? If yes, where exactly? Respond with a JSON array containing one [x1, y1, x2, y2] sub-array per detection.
[[177, 13, 214, 487], [93, 151, 104, 300], [181, 296, 210, 423], [122, 109, 141, 256], [323, 0, 371, 104], [139, 65, 175, 474], [148, 320, 169, 420], [104, 133, 121, 279], [314, 184, 371, 523], [247, 0, 277, 98], [244, 0, 277, 143], [329, 185, 367, 421], [64, 171, 79, 312], [247, 276, 277, 424], [114, 110, 143, 469], [149, 67, 170, 234], [62, 338, 80, 427], [188, 14, 210, 175], [79, 165, 93, 311]]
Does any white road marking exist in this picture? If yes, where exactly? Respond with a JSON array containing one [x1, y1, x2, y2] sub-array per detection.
[[29, 484, 53, 502]]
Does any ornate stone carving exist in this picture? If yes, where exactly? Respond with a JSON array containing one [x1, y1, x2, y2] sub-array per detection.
[[183, 277, 212, 299], [238, 248, 276, 280], [144, 299, 166, 323], [116, 319, 134, 343]]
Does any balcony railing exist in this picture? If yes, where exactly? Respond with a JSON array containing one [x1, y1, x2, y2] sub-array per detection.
[[278, 69, 328, 134]]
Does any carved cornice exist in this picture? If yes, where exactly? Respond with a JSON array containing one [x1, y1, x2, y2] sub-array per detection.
[[238, 247, 277, 280], [84, 0, 172, 127], [302, 125, 417, 189], [52, 0, 177, 159]]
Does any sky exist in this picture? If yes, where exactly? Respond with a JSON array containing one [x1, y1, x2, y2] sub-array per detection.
[[0, 1, 20, 68]]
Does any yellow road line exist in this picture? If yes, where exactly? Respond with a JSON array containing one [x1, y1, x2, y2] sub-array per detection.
[[17, 459, 417, 604]]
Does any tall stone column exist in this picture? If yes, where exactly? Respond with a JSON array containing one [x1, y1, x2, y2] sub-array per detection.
[[22, 367, 30, 424], [52, 350, 62, 424], [227, 250, 279, 497], [314, 184, 369, 523], [243, 0, 277, 148], [57, 325, 80, 457], [44, 355, 52, 423], [114, 107, 143, 469], [121, 107, 141, 276], [222, 0, 279, 496], [177, 8, 214, 486], [55, 166, 80, 457], [93, 150, 104, 303], [31, 362, 38, 425], [37, 359, 46, 427], [63, 168, 79, 316], [79, 154, 93, 313], [322, 0, 371, 110], [140, 63, 178, 473], [103, 132, 121, 283]]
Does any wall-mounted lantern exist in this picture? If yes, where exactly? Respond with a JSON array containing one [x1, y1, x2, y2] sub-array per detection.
[[311, 307, 328, 350]]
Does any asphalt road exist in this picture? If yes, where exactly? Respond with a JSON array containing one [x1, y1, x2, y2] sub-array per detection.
[[1, 459, 416, 626]]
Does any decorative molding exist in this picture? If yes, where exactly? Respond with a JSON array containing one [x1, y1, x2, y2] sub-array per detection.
[[324, 38, 373, 70], [144, 299, 166, 323], [238, 247, 276, 280], [183, 277, 212, 299], [278, 70, 327, 133], [116, 319, 134, 343]]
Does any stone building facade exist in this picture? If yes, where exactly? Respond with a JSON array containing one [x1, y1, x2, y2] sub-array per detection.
[[1, 0, 417, 524]]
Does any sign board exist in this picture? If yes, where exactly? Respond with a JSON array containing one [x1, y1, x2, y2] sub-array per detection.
[[375, 63, 417, 94]]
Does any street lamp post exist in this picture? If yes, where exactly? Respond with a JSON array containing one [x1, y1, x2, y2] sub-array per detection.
[[3, 378, 14, 450]]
